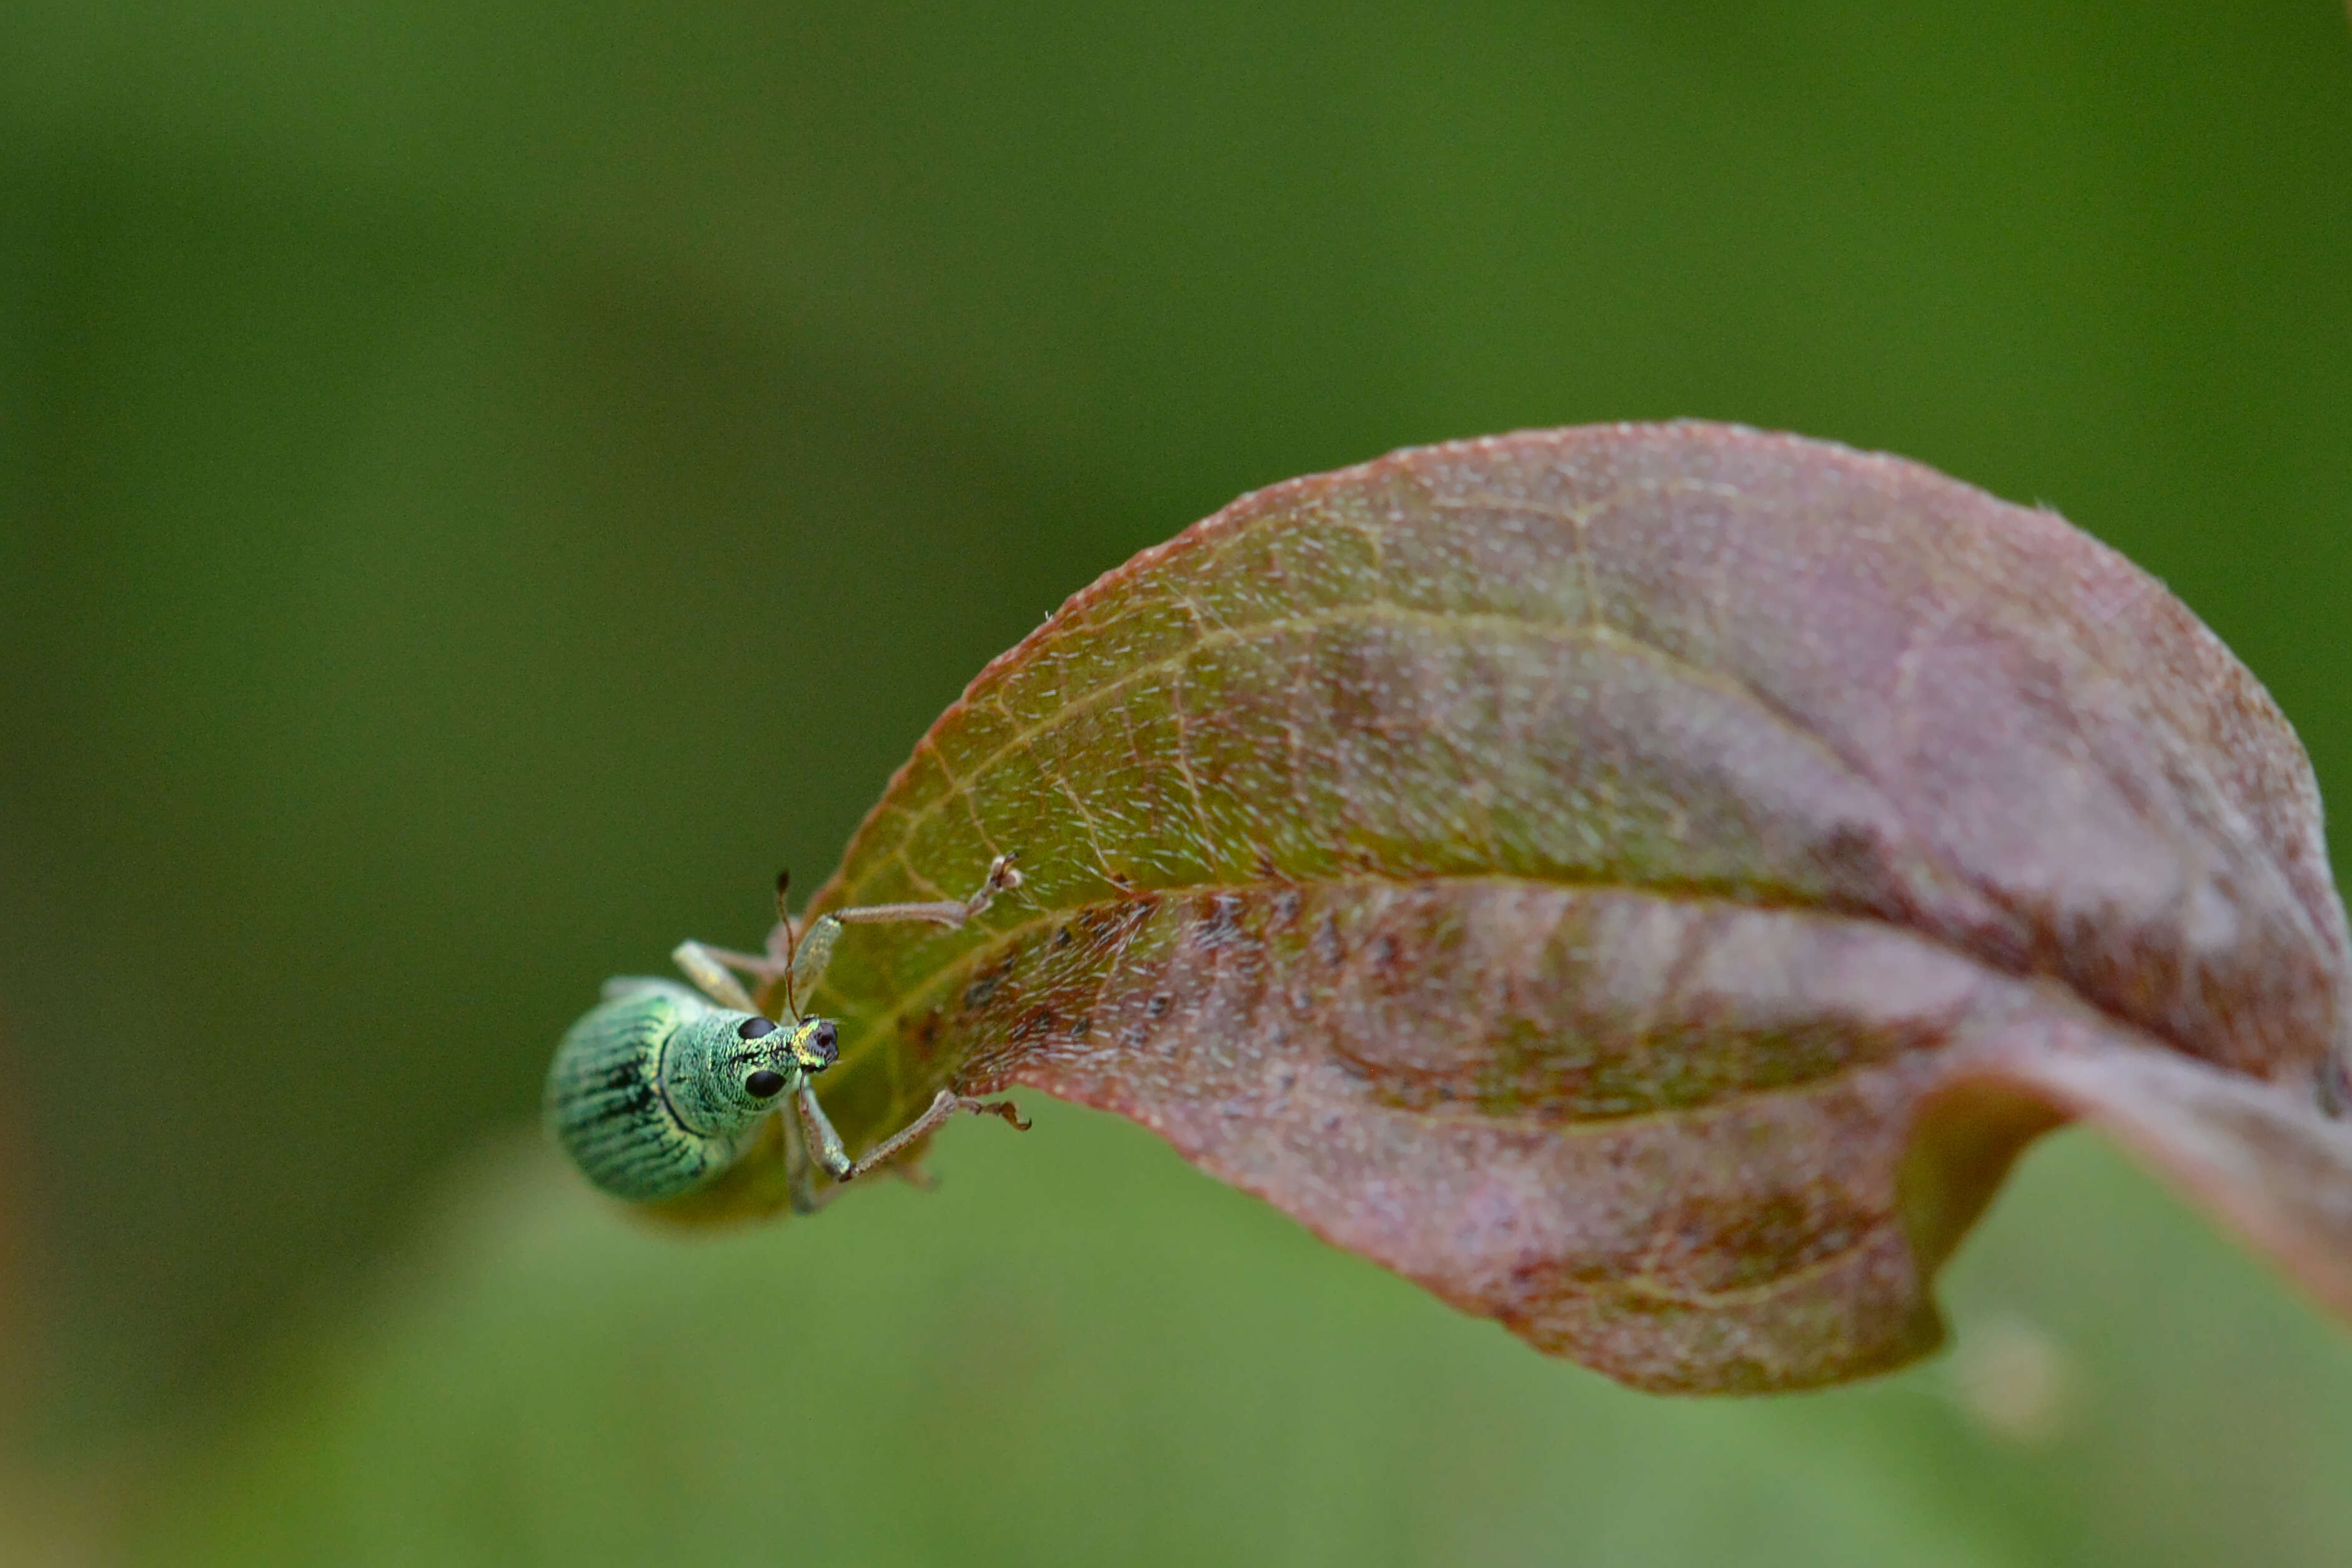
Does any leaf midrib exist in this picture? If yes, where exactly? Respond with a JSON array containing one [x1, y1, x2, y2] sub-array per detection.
[[816, 868, 2158, 1129]]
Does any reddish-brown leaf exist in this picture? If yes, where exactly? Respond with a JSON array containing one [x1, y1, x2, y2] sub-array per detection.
[[687, 423, 2352, 1392]]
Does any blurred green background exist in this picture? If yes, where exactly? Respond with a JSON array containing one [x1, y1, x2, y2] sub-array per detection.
[[3, 2, 2350, 1563]]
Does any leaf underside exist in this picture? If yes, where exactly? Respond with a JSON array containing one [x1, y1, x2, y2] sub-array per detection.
[[673, 422, 2352, 1394]]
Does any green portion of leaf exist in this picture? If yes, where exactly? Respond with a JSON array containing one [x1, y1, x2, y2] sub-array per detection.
[[710, 424, 2350, 1391]]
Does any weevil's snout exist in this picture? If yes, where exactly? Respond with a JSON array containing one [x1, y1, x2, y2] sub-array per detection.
[[790, 1019, 840, 1073]]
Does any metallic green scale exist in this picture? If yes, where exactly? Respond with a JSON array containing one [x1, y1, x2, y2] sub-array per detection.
[[545, 978, 836, 1201], [545, 855, 1029, 1210]]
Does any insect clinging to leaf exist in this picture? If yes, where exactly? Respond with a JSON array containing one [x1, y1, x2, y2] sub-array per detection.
[[545, 853, 1030, 1210]]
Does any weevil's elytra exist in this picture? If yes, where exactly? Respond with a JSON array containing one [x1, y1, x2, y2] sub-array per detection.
[[545, 853, 1031, 1211]]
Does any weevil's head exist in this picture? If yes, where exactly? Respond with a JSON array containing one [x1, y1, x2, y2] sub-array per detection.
[[721, 1012, 838, 1108], [667, 1009, 845, 1133], [775, 1016, 841, 1075]]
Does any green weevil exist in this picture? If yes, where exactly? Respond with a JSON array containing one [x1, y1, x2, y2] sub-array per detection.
[[545, 853, 1028, 1211]]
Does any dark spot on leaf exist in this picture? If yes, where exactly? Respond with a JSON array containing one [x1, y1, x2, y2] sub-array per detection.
[[1193, 894, 1243, 950], [963, 961, 1014, 1010]]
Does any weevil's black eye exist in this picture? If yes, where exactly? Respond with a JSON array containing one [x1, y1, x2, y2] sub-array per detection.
[[737, 1016, 778, 1040], [811, 1021, 838, 1066], [745, 1069, 787, 1098]]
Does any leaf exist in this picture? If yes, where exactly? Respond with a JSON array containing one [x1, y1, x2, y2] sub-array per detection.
[[698, 422, 2352, 1392]]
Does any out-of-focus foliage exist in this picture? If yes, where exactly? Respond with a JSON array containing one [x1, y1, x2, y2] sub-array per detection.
[[1, 0, 2348, 1561], [132, 1111, 2352, 1567]]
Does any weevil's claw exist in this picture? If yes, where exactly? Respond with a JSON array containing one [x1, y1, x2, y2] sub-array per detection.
[[962, 1096, 1031, 1131], [961, 851, 1023, 920]]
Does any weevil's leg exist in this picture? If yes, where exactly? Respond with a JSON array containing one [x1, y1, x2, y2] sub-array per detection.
[[837, 1088, 1032, 1184], [796, 1081, 856, 1181], [828, 853, 1024, 932], [846, 1090, 1030, 1180], [783, 1086, 933, 1202], [685, 943, 791, 981], [796, 1082, 1030, 1188], [670, 941, 761, 1012], [787, 853, 1026, 1001], [782, 1105, 835, 1216], [783, 913, 848, 1005]]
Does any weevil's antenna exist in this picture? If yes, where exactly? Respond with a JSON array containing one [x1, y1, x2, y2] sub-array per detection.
[[775, 869, 801, 1022]]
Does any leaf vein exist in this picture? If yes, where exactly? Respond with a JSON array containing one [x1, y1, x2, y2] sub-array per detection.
[[840, 600, 1893, 908]]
